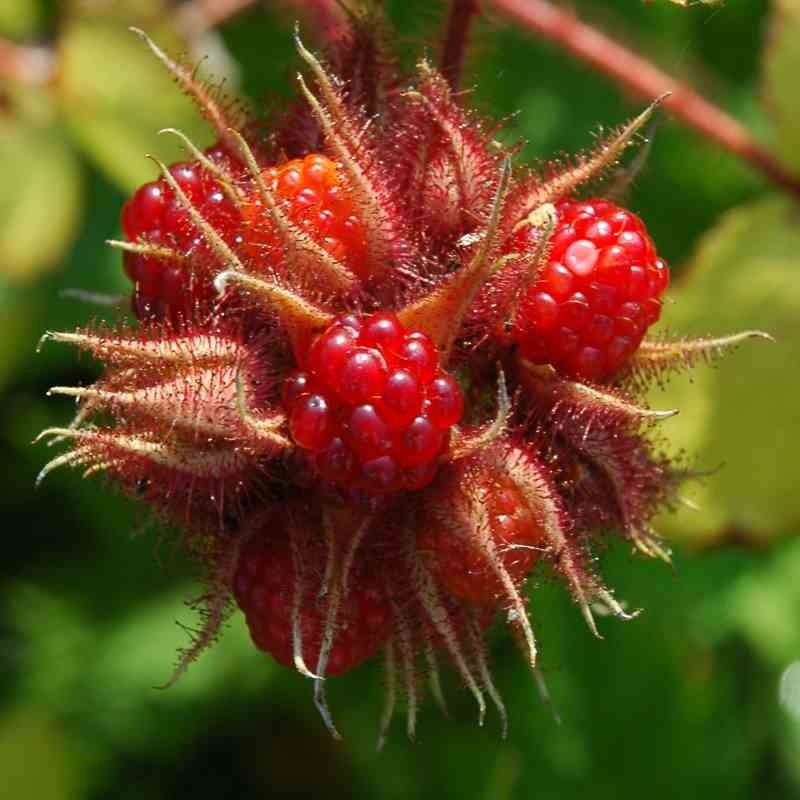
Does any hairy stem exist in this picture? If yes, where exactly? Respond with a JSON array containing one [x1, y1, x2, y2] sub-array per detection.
[[490, 0, 800, 200]]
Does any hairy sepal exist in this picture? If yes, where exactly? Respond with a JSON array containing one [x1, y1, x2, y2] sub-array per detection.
[[400, 62, 505, 245]]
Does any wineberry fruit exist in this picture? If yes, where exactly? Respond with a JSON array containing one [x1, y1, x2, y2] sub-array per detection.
[[283, 312, 464, 494], [512, 199, 670, 381]]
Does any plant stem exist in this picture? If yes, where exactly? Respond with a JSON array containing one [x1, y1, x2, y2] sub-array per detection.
[[441, 0, 481, 90], [490, 0, 800, 200]]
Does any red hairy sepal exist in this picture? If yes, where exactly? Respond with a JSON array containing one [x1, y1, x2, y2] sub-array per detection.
[[37, 324, 290, 529]]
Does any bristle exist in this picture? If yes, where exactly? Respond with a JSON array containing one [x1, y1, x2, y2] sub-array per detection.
[[446, 368, 511, 461], [159, 128, 243, 204], [106, 238, 188, 263], [423, 633, 449, 718], [153, 154, 245, 272], [214, 270, 333, 351], [461, 482, 538, 671], [389, 596, 418, 741], [397, 159, 511, 359], [295, 33, 412, 278], [376, 639, 397, 752], [227, 128, 357, 293], [625, 330, 773, 387], [130, 28, 242, 154], [519, 359, 678, 425], [159, 540, 241, 689], [414, 562, 486, 726], [402, 62, 503, 241], [464, 612, 508, 739], [505, 97, 666, 226], [289, 521, 321, 679], [40, 329, 243, 368]]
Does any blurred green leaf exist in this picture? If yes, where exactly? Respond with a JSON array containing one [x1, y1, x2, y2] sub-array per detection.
[[695, 537, 800, 666], [651, 196, 800, 546], [0, 707, 84, 800], [0, 0, 42, 38], [763, 0, 800, 172], [0, 119, 82, 282], [58, 19, 212, 192]]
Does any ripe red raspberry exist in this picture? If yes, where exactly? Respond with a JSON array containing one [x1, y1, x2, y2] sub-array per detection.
[[121, 146, 242, 323], [240, 153, 368, 279], [512, 199, 670, 381], [121, 152, 367, 323], [232, 533, 392, 676], [282, 312, 464, 494], [419, 478, 544, 605]]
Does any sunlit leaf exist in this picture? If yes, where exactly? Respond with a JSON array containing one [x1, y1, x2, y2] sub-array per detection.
[[58, 19, 212, 192], [0, 120, 82, 282], [651, 196, 800, 547], [0, 0, 42, 38]]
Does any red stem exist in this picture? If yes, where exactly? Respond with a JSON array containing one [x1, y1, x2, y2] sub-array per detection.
[[490, 0, 800, 200], [441, 0, 481, 90]]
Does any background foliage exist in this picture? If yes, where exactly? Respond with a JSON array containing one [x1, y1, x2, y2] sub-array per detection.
[[1, 0, 799, 797]]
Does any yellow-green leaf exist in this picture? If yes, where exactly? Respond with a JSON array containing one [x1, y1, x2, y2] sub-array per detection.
[[58, 19, 212, 192], [0, 119, 82, 282], [651, 196, 800, 547], [0, 0, 43, 38], [763, 0, 800, 172]]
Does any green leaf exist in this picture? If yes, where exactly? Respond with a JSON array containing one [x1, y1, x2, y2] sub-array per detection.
[[0, 119, 82, 282], [58, 19, 212, 192], [650, 196, 800, 547], [0, 0, 43, 38], [763, 0, 800, 172], [0, 708, 85, 800]]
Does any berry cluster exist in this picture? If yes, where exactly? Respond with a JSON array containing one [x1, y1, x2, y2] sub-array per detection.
[[39, 19, 756, 743], [283, 312, 464, 494], [512, 199, 670, 381]]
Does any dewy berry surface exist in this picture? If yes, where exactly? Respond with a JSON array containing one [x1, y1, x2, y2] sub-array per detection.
[[121, 152, 367, 323], [283, 312, 464, 494], [233, 534, 392, 676], [512, 199, 670, 381], [420, 478, 544, 605]]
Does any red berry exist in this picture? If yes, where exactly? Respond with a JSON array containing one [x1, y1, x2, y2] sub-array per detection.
[[120, 148, 243, 324], [281, 313, 463, 494], [420, 477, 544, 605], [240, 154, 368, 278], [121, 151, 368, 325], [511, 199, 669, 381], [233, 528, 392, 676]]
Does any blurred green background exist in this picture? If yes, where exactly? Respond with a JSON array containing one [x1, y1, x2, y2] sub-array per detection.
[[2, 0, 800, 797]]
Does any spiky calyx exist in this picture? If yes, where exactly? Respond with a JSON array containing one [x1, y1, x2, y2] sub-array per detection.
[[37, 18, 767, 744]]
